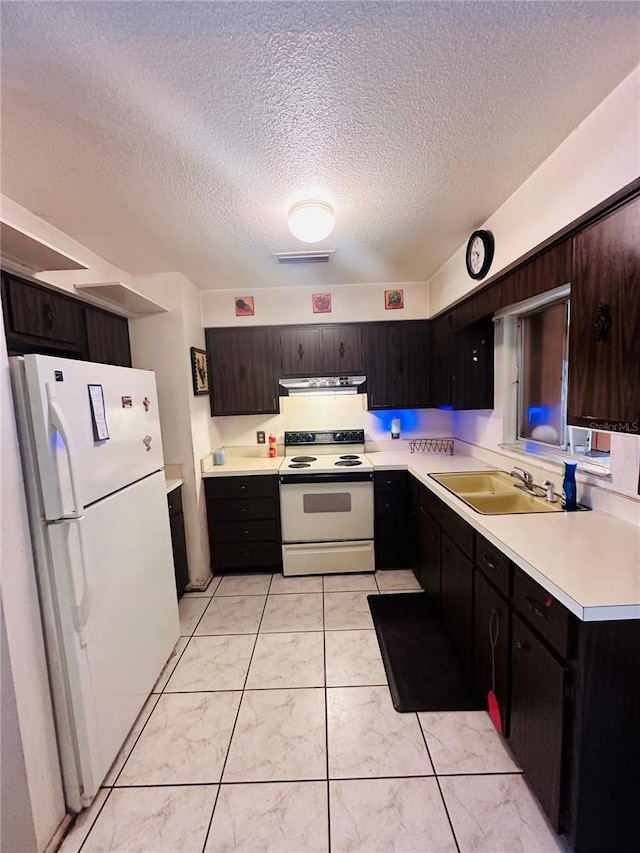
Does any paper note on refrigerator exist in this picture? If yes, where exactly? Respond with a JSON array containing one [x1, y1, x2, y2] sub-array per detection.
[[88, 384, 109, 441]]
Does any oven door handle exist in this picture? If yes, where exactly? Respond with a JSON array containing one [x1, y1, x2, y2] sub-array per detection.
[[279, 472, 373, 485]]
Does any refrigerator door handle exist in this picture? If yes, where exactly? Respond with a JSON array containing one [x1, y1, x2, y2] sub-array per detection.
[[46, 382, 85, 519], [67, 518, 91, 646]]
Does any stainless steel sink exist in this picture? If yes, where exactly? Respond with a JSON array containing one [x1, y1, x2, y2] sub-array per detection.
[[429, 471, 563, 514]]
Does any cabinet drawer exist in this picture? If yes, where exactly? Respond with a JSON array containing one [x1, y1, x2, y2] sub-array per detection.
[[6, 278, 82, 345], [167, 486, 183, 517], [475, 534, 511, 597], [209, 497, 276, 523], [211, 541, 281, 569], [513, 569, 572, 659], [438, 500, 474, 560], [209, 519, 279, 544], [374, 470, 408, 492], [205, 475, 276, 501]]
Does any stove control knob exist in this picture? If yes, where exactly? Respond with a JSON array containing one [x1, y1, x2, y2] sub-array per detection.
[[334, 432, 343, 441], [305, 433, 314, 443]]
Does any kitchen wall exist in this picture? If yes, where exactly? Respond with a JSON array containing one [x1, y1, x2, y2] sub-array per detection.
[[128, 272, 212, 588], [427, 65, 640, 518], [201, 280, 429, 328], [428, 65, 640, 315], [213, 395, 453, 453]]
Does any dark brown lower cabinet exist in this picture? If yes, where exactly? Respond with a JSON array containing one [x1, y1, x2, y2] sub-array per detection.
[[417, 502, 441, 614], [509, 614, 567, 832], [204, 474, 282, 573], [473, 570, 510, 736], [167, 487, 189, 597], [408, 476, 420, 582], [569, 619, 640, 853], [374, 471, 408, 569], [440, 533, 474, 670]]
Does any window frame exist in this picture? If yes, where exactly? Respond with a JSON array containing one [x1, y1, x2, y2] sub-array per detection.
[[497, 284, 611, 476]]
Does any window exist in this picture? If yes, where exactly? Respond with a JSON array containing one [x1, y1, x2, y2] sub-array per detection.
[[501, 287, 611, 472], [518, 298, 568, 447]]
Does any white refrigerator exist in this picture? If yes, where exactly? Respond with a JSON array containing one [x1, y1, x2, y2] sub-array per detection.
[[9, 354, 180, 812]]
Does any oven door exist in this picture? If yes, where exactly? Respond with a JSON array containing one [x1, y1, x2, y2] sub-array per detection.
[[279, 473, 374, 543]]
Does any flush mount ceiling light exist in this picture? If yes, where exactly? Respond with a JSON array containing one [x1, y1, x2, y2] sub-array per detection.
[[287, 200, 335, 243]]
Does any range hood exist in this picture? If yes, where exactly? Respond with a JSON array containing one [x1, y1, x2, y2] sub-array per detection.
[[279, 376, 366, 396]]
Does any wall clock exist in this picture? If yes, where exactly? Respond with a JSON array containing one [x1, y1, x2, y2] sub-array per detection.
[[466, 229, 495, 280]]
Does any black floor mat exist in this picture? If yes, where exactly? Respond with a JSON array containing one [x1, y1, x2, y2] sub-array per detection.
[[368, 592, 483, 713]]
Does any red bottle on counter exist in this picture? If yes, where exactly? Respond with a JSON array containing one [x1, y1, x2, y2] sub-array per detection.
[[269, 434, 277, 458]]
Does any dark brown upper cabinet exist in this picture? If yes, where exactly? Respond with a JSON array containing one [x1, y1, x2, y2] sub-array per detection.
[[84, 306, 131, 367], [280, 324, 362, 376], [2, 272, 132, 366], [502, 240, 572, 307], [429, 313, 453, 407], [361, 320, 430, 410], [206, 327, 280, 416], [567, 197, 640, 430], [452, 314, 494, 410], [2, 275, 84, 354], [451, 279, 504, 331]]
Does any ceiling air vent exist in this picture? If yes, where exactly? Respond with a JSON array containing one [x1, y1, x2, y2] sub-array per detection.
[[273, 250, 335, 265]]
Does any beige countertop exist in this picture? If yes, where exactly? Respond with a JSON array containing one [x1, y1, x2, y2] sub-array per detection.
[[199, 448, 639, 621], [165, 477, 183, 494], [370, 451, 640, 623], [202, 457, 282, 476]]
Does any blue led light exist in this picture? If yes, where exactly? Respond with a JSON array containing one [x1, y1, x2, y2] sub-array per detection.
[[527, 405, 551, 427], [370, 409, 419, 432]]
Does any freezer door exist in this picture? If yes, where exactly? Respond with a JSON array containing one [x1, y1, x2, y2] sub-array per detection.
[[47, 470, 179, 803], [21, 354, 164, 519]]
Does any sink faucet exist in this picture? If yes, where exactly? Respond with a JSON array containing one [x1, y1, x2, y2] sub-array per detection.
[[510, 467, 534, 490], [510, 467, 550, 499]]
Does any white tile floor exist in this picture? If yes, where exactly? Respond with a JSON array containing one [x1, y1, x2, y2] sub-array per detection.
[[59, 570, 563, 853]]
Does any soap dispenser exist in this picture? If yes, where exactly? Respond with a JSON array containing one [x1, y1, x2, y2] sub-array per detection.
[[562, 462, 577, 510]]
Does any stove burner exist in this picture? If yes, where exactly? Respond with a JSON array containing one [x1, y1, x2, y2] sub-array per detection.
[[288, 462, 311, 468], [335, 459, 362, 466], [339, 454, 359, 460], [291, 455, 317, 463]]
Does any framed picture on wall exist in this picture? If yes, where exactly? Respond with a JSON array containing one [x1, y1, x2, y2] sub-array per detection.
[[190, 347, 209, 396], [312, 293, 332, 313], [385, 289, 404, 310], [235, 296, 255, 316]]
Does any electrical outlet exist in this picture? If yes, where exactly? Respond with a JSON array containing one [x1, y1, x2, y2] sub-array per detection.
[[257, 431, 266, 444]]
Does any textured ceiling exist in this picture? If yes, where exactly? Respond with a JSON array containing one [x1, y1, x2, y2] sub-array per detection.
[[1, 1, 638, 289]]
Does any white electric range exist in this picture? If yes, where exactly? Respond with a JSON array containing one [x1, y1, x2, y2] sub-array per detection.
[[278, 429, 375, 576]]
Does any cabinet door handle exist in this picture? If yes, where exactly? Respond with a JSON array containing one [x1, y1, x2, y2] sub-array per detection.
[[239, 507, 249, 513], [483, 555, 498, 571], [298, 343, 304, 359], [339, 342, 345, 358], [525, 595, 549, 621], [243, 529, 250, 534], [515, 640, 526, 650], [239, 364, 246, 379], [240, 485, 247, 490], [384, 502, 390, 509], [44, 303, 56, 327], [594, 302, 612, 342]]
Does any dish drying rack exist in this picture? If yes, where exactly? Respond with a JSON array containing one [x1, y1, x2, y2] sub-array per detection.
[[408, 438, 454, 455]]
